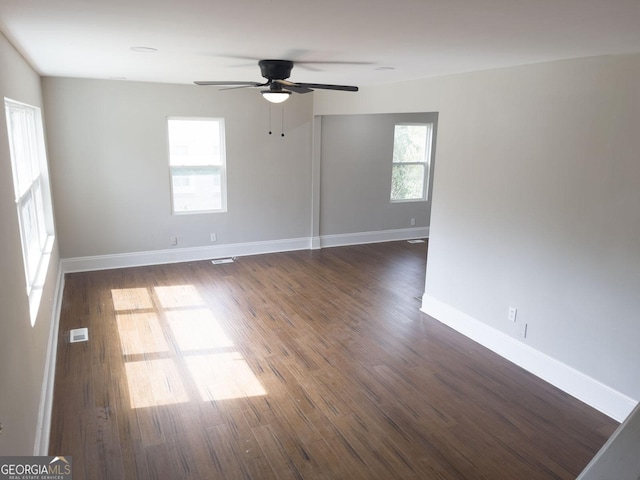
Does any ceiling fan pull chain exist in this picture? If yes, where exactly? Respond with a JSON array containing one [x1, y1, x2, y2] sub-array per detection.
[[281, 106, 285, 137], [268, 103, 273, 135]]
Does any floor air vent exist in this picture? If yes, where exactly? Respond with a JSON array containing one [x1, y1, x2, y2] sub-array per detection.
[[70, 327, 89, 343], [212, 257, 235, 265]]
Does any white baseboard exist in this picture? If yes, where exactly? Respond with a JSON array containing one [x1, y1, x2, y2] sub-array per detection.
[[61, 230, 430, 273], [320, 227, 429, 248], [420, 294, 637, 422], [310, 236, 322, 250], [33, 266, 65, 455], [61, 237, 313, 273]]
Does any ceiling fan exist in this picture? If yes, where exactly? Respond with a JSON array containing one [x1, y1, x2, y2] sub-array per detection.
[[195, 59, 359, 103]]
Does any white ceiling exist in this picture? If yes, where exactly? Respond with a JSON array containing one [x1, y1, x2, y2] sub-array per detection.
[[1, 0, 640, 88]]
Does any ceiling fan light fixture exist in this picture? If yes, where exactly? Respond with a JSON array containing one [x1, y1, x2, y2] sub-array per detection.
[[261, 90, 291, 104]]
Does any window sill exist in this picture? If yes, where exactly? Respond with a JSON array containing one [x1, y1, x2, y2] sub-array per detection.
[[390, 198, 428, 204], [28, 235, 55, 327]]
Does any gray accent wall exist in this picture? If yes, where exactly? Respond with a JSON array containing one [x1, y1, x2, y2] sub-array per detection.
[[319, 113, 437, 236], [0, 33, 61, 455]]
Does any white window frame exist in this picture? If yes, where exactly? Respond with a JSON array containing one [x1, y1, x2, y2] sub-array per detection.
[[167, 117, 227, 215], [4, 98, 55, 325], [390, 122, 433, 203]]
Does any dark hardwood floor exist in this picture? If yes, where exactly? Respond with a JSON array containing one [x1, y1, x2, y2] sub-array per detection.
[[49, 241, 617, 479]]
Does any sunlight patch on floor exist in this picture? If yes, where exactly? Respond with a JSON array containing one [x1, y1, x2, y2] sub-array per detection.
[[154, 284, 206, 309], [116, 312, 168, 355], [111, 287, 154, 311], [185, 352, 267, 401], [166, 308, 234, 351], [125, 359, 190, 408], [112, 284, 267, 409]]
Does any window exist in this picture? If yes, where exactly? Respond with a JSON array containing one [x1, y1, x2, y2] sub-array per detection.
[[390, 123, 433, 202], [167, 118, 227, 214], [5, 98, 55, 324]]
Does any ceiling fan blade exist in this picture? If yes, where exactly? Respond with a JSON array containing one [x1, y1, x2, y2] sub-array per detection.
[[295, 60, 373, 67], [286, 85, 314, 94], [194, 81, 263, 87], [293, 82, 359, 92], [273, 80, 313, 94], [219, 85, 258, 91]]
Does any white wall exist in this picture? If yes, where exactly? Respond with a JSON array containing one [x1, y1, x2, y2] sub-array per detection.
[[42, 78, 314, 259], [315, 54, 640, 418], [0, 33, 61, 455]]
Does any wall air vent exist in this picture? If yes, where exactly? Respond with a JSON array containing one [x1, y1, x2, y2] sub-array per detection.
[[407, 239, 425, 244], [70, 327, 89, 343], [212, 257, 235, 265]]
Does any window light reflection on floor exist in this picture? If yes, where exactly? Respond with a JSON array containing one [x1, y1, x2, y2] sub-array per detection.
[[111, 284, 267, 409], [166, 308, 234, 351], [116, 312, 168, 356], [111, 287, 154, 311], [186, 353, 267, 401], [125, 359, 190, 408], [154, 284, 206, 309]]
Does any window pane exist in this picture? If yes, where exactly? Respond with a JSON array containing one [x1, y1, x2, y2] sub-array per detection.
[[391, 164, 425, 200], [7, 107, 35, 197], [26, 108, 41, 181], [168, 119, 221, 166], [34, 179, 47, 248], [393, 124, 429, 163], [168, 118, 226, 214], [19, 191, 40, 281], [171, 167, 222, 213]]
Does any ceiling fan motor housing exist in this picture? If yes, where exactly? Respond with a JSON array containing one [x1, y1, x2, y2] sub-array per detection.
[[259, 60, 294, 80]]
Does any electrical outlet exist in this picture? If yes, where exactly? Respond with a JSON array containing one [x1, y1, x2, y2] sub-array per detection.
[[508, 307, 517, 322], [170, 236, 177, 246], [210, 233, 217, 242], [410, 218, 416, 226]]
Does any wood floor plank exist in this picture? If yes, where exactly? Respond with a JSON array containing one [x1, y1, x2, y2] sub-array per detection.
[[49, 240, 617, 479]]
